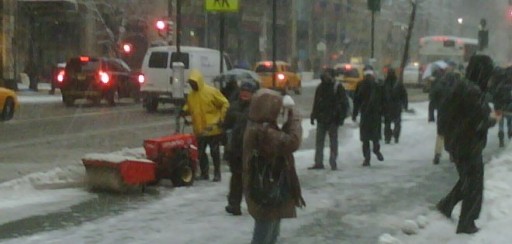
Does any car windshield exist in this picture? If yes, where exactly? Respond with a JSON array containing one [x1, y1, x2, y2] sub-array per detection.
[[66, 58, 100, 73], [2, 1, 511, 244]]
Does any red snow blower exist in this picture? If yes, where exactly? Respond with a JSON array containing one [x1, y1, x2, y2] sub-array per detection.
[[82, 117, 198, 192]]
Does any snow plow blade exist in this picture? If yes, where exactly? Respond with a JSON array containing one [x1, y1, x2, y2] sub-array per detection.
[[82, 153, 156, 193]]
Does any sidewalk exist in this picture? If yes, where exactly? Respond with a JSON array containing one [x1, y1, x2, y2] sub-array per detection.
[[16, 82, 62, 104]]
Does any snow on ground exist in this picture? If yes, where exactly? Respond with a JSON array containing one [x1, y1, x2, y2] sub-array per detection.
[[1, 94, 512, 243]]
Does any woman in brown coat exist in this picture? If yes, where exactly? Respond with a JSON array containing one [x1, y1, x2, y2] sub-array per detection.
[[243, 88, 306, 244]]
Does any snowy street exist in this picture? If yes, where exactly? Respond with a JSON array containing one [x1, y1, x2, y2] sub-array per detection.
[[1, 87, 511, 243]]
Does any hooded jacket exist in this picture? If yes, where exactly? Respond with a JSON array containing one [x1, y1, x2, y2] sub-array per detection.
[[243, 88, 305, 221], [183, 69, 229, 136]]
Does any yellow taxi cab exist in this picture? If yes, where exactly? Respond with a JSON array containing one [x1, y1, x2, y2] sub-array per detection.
[[334, 63, 365, 94], [254, 61, 301, 94], [0, 87, 19, 121]]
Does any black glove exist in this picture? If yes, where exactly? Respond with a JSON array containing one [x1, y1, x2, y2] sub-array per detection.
[[178, 109, 187, 117], [352, 116, 357, 122], [310, 118, 315, 125]]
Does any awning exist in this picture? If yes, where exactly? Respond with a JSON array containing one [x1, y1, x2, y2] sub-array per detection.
[[18, 0, 78, 13]]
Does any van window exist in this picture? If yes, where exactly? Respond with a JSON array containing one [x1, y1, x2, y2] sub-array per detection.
[[171, 52, 190, 69], [148, 52, 169, 68], [66, 58, 100, 74]]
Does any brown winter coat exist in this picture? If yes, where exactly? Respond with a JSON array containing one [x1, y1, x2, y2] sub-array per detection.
[[243, 88, 305, 221]]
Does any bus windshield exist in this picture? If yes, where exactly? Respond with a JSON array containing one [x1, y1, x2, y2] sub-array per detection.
[[418, 36, 478, 65]]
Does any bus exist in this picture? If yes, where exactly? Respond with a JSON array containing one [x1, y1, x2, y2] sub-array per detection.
[[418, 35, 478, 89], [419, 35, 478, 70]]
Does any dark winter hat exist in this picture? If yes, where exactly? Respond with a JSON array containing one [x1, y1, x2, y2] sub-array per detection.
[[465, 54, 494, 92], [240, 81, 258, 93]]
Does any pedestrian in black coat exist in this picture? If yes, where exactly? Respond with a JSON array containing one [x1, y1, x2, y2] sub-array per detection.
[[382, 68, 408, 144], [436, 54, 497, 234], [430, 71, 461, 164], [352, 67, 384, 166], [490, 67, 512, 147], [222, 81, 258, 216], [309, 69, 349, 170]]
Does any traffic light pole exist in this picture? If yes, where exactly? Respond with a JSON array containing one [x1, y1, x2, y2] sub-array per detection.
[[220, 13, 225, 73], [371, 10, 375, 59], [176, 0, 181, 54], [272, 0, 277, 89]]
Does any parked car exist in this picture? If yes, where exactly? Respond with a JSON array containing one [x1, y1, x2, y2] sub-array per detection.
[[334, 63, 365, 96], [59, 56, 142, 106], [253, 61, 301, 94], [402, 62, 421, 86], [0, 87, 18, 121]]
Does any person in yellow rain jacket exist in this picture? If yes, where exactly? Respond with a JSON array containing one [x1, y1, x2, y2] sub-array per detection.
[[182, 69, 229, 182]]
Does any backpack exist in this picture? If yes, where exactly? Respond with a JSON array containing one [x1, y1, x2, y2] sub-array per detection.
[[249, 149, 290, 208]]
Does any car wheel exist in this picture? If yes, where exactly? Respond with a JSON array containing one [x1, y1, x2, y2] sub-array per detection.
[[62, 95, 75, 107], [145, 97, 158, 112], [106, 90, 116, 106], [1, 97, 15, 121], [294, 82, 302, 95]]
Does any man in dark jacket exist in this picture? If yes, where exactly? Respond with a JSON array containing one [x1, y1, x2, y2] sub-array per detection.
[[352, 66, 384, 166], [430, 70, 460, 164], [309, 69, 349, 170], [223, 81, 258, 216], [243, 88, 305, 244], [490, 67, 512, 147], [382, 68, 408, 144], [436, 54, 497, 234]]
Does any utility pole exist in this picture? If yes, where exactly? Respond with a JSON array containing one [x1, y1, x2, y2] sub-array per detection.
[[176, 0, 181, 55], [291, 0, 297, 62], [272, 0, 277, 88], [220, 13, 225, 73]]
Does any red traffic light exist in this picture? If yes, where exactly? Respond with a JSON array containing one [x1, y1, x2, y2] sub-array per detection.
[[156, 20, 166, 30], [122, 43, 133, 54]]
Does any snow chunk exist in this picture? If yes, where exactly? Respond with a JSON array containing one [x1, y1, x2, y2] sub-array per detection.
[[378, 233, 403, 244], [83, 147, 154, 164], [401, 220, 419, 235], [416, 215, 428, 229]]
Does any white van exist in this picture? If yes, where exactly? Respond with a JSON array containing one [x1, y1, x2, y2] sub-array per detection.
[[140, 45, 231, 112]]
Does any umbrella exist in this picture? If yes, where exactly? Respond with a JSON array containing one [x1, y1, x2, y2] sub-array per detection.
[[422, 60, 448, 80], [213, 69, 261, 89]]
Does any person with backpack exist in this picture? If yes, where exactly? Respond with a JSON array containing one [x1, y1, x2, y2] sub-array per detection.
[[309, 68, 349, 170], [243, 88, 306, 244], [382, 67, 408, 144], [436, 54, 498, 234], [222, 81, 258, 216], [352, 66, 385, 167]]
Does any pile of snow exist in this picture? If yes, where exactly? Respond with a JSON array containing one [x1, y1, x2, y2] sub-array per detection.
[[83, 147, 153, 164]]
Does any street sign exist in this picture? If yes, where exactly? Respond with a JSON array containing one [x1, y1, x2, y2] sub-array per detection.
[[205, 0, 239, 12]]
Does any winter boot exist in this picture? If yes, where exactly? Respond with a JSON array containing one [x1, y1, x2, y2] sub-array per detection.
[[436, 200, 452, 219], [225, 205, 242, 216], [456, 221, 479, 234], [308, 164, 325, 170], [499, 131, 505, 148], [212, 159, 221, 182], [362, 159, 370, 167], [433, 153, 441, 165]]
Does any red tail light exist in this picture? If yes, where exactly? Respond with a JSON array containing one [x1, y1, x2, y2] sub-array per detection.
[[99, 71, 110, 84], [57, 70, 65, 82], [80, 56, 90, 62], [138, 74, 145, 84]]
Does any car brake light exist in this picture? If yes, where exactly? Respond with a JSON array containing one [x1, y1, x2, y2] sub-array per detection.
[[138, 74, 145, 84], [99, 71, 110, 84], [57, 70, 65, 82], [80, 56, 90, 62], [264, 61, 272, 67], [277, 73, 285, 80], [344, 64, 352, 70]]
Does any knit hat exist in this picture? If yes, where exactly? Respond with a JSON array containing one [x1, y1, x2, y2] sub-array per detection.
[[240, 81, 258, 93]]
